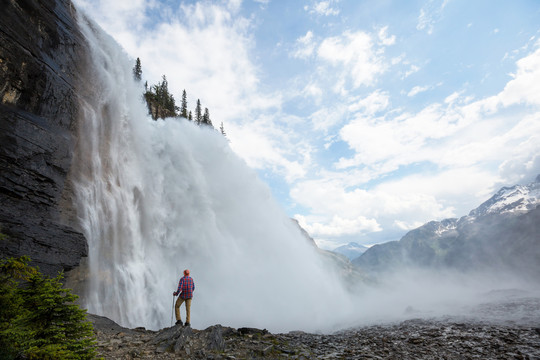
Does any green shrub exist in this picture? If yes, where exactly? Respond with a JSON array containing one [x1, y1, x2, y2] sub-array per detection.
[[0, 256, 100, 359]]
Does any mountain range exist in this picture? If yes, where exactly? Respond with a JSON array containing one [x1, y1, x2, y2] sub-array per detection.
[[352, 175, 540, 278], [332, 242, 369, 260]]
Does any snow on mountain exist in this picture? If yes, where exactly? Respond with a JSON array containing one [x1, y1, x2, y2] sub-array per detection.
[[354, 175, 540, 275], [469, 175, 540, 218], [434, 219, 458, 236], [333, 242, 369, 260]]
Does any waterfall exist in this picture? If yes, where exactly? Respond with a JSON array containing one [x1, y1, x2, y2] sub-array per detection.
[[70, 12, 353, 332]]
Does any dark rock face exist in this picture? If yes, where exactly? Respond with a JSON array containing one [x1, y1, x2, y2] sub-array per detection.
[[0, 0, 87, 276]]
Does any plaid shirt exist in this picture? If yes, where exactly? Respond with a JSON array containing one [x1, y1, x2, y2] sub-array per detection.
[[176, 275, 195, 299]]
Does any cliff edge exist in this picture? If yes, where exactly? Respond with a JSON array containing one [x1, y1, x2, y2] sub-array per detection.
[[0, 0, 87, 276]]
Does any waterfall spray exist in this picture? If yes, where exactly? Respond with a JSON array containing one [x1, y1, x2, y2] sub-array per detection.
[[69, 12, 354, 332]]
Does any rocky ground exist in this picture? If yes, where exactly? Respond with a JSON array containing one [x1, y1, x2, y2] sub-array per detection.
[[89, 294, 540, 360], [91, 318, 540, 359]]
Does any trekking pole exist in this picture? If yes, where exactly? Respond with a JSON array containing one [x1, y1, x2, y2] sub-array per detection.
[[171, 294, 175, 327]]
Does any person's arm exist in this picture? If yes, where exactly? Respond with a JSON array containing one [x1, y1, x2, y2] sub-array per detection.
[[173, 278, 184, 296]]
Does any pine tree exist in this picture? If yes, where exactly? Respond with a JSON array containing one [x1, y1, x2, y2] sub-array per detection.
[[19, 273, 97, 359], [0, 256, 98, 359], [202, 108, 213, 127], [144, 75, 178, 119], [188, 111, 193, 121], [195, 99, 202, 125], [181, 90, 188, 118], [133, 57, 142, 81], [220, 122, 227, 137]]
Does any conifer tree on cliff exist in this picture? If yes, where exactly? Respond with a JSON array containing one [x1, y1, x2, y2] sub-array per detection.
[[202, 107, 213, 127], [144, 75, 178, 119], [195, 99, 202, 125], [188, 110, 193, 121], [133, 57, 142, 81], [181, 90, 188, 118], [220, 121, 226, 137]]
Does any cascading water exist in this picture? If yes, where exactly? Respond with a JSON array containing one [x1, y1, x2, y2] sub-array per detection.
[[70, 12, 354, 332]]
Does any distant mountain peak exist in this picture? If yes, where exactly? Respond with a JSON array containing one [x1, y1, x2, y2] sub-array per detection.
[[469, 176, 540, 217], [354, 175, 540, 276], [332, 242, 369, 260]]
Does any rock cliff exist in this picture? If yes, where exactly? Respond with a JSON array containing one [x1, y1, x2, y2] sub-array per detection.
[[0, 0, 87, 276]]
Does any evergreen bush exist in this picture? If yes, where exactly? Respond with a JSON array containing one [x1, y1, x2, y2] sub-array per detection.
[[0, 256, 99, 359]]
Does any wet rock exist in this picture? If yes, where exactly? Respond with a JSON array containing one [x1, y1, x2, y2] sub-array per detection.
[[204, 325, 225, 351], [0, 0, 88, 277], [238, 327, 269, 336]]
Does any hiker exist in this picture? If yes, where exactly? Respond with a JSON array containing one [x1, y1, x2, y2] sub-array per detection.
[[173, 269, 195, 327]]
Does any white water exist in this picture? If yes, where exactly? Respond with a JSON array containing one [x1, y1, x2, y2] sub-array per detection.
[[71, 14, 355, 332], [69, 11, 540, 334]]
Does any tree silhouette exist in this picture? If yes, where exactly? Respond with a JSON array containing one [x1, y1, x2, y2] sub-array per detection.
[[144, 75, 178, 120], [137, 71, 219, 128], [220, 122, 226, 137], [133, 57, 142, 81], [202, 107, 213, 127], [195, 99, 202, 125], [181, 89, 188, 118]]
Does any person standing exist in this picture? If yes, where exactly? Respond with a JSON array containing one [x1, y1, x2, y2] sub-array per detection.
[[173, 269, 195, 327]]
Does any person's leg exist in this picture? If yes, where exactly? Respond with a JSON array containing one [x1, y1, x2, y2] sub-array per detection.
[[185, 299, 192, 325], [175, 297, 185, 323]]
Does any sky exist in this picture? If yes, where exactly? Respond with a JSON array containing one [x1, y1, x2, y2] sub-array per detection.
[[73, 0, 540, 250]]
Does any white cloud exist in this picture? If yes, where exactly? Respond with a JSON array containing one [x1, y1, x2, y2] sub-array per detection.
[[228, 114, 312, 183], [305, 1, 340, 16], [317, 30, 389, 89], [290, 175, 457, 242], [302, 82, 323, 99], [374, 169, 497, 205], [378, 26, 396, 46], [394, 220, 425, 231], [407, 85, 430, 97], [293, 42, 540, 244], [292, 31, 316, 59], [348, 90, 390, 115], [295, 214, 381, 238], [309, 105, 347, 133], [416, 0, 451, 35], [337, 43, 540, 174], [444, 91, 463, 104], [403, 64, 421, 78], [496, 43, 540, 107]]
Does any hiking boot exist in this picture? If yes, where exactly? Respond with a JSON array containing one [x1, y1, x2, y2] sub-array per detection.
[[175, 320, 183, 326], [184, 322, 191, 327]]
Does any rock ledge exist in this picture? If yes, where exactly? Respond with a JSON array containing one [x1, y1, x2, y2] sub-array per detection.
[[89, 314, 540, 359]]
